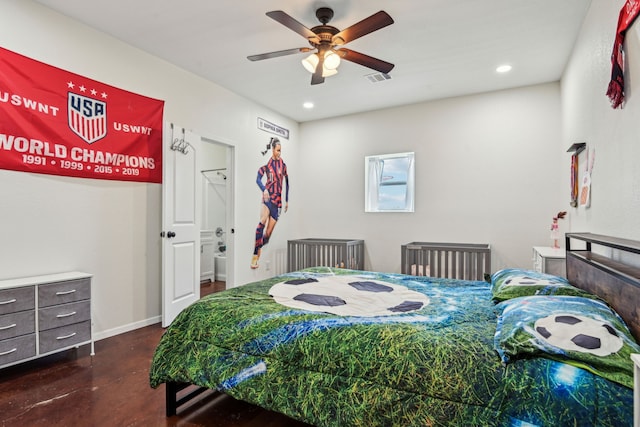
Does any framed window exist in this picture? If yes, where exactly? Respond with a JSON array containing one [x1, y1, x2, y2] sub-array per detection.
[[365, 152, 415, 212]]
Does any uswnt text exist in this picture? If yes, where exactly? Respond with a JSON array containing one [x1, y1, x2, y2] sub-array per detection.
[[1, 91, 154, 135]]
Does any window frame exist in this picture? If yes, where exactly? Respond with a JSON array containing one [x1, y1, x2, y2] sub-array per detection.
[[364, 152, 415, 213]]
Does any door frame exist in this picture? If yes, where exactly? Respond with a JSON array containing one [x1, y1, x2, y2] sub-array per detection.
[[202, 136, 235, 289]]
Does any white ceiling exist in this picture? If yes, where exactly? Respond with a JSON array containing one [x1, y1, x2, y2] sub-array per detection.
[[35, 0, 591, 123]]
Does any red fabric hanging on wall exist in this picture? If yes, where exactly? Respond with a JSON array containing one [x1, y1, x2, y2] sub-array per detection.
[[0, 47, 164, 183], [607, 0, 640, 108]]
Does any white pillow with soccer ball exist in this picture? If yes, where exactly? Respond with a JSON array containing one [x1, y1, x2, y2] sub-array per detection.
[[494, 295, 640, 389], [490, 268, 598, 302]]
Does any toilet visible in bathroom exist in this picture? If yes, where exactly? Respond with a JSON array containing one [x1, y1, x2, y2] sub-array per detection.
[[214, 252, 226, 281], [214, 227, 226, 281]]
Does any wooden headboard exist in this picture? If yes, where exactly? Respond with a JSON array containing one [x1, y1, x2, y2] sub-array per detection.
[[565, 232, 640, 342]]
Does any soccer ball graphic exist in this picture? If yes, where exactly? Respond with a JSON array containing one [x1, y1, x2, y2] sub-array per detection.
[[504, 276, 563, 288], [533, 313, 623, 357], [269, 275, 430, 317]]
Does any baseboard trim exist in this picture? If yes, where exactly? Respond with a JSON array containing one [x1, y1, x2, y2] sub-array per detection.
[[94, 316, 161, 341]]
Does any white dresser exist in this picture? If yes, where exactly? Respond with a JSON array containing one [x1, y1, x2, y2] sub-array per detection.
[[532, 246, 566, 278], [0, 272, 93, 369]]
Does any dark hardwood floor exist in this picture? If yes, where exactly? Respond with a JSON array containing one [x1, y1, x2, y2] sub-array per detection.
[[200, 279, 226, 297], [0, 281, 312, 427]]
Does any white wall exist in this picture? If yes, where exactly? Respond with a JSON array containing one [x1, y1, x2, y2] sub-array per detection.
[[0, 0, 300, 338], [562, 0, 640, 240], [299, 83, 564, 273], [298, 0, 640, 273]]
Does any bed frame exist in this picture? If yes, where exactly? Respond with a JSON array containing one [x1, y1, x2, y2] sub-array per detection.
[[401, 241, 491, 281], [565, 232, 640, 342], [565, 233, 640, 427], [165, 233, 640, 417], [165, 382, 219, 416]]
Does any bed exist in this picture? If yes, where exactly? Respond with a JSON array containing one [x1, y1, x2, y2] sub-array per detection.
[[150, 234, 639, 426]]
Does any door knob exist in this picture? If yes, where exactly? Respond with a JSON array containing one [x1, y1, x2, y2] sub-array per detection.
[[167, 231, 176, 238]]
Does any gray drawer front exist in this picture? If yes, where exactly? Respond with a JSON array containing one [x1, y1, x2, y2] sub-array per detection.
[[0, 334, 36, 366], [38, 278, 90, 307], [38, 301, 90, 331], [0, 286, 35, 315], [0, 310, 35, 340], [39, 320, 91, 354]]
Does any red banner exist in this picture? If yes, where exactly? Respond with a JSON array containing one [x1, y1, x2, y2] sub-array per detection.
[[0, 47, 164, 183]]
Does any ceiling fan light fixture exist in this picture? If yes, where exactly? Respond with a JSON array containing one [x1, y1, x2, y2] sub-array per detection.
[[301, 52, 339, 77], [301, 53, 319, 73], [321, 68, 338, 78], [254, 9, 394, 85], [323, 51, 341, 70]]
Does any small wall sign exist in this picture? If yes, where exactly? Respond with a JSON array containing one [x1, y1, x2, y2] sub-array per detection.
[[257, 117, 289, 140]]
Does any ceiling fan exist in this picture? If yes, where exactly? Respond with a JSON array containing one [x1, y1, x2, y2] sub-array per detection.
[[248, 7, 395, 85]]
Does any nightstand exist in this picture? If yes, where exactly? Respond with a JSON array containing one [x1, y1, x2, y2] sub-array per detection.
[[633, 353, 639, 427], [532, 246, 566, 278]]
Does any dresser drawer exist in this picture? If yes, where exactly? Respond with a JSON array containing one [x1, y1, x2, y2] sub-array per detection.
[[38, 278, 90, 307], [38, 300, 90, 331], [0, 272, 93, 369], [0, 310, 35, 340], [532, 247, 566, 278], [39, 320, 91, 354], [0, 334, 36, 366], [543, 258, 566, 277], [0, 286, 35, 315]]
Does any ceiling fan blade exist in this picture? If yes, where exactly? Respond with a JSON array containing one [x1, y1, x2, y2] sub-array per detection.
[[336, 48, 395, 74], [332, 11, 394, 45], [248, 47, 312, 61], [266, 11, 321, 44], [311, 53, 325, 85]]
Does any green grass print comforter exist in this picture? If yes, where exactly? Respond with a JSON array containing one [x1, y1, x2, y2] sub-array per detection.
[[149, 268, 633, 427]]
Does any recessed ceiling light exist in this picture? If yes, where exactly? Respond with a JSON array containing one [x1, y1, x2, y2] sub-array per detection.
[[303, 102, 314, 109], [496, 64, 512, 73]]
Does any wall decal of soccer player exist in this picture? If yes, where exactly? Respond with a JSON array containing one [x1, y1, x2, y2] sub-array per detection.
[[251, 137, 289, 269]]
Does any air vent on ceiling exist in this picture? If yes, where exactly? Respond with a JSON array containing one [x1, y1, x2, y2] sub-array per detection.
[[365, 72, 392, 83]]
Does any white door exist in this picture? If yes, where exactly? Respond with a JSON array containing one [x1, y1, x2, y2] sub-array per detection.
[[224, 145, 235, 288], [161, 123, 201, 327]]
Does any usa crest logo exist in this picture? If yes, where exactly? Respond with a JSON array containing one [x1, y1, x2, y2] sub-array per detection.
[[68, 92, 107, 144]]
